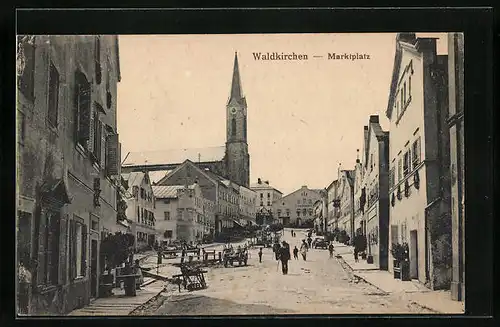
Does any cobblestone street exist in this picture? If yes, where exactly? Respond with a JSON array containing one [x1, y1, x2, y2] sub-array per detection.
[[145, 229, 435, 315]]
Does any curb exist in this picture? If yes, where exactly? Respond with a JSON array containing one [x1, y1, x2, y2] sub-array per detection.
[[128, 281, 173, 316]]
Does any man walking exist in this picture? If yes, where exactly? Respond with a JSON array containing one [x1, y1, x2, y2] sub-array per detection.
[[272, 241, 280, 261], [279, 241, 291, 275], [328, 242, 334, 258], [293, 246, 299, 259], [258, 247, 263, 263]]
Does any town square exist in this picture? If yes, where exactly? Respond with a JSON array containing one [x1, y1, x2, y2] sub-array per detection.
[[16, 32, 465, 316]]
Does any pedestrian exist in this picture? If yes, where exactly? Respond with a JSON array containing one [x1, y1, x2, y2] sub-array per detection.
[[18, 259, 32, 315], [293, 246, 299, 259], [279, 241, 291, 275], [307, 236, 312, 249], [258, 247, 263, 263], [353, 229, 367, 263], [328, 242, 334, 258], [272, 241, 280, 261], [134, 259, 144, 290], [300, 240, 308, 261]]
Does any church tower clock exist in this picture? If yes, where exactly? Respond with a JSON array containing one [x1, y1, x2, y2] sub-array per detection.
[[225, 52, 250, 187]]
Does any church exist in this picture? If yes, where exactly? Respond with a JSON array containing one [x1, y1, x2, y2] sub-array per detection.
[[121, 52, 250, 187]]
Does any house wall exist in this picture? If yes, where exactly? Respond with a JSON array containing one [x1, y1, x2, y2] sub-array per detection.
[[154, 198, 178, 242], [273, 186, 321, 226], [16, 35, 121, 315]]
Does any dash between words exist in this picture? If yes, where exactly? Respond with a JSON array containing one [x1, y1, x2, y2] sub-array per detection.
[[252, 52, 371, 61]]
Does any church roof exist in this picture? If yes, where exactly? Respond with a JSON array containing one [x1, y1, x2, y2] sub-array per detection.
[[122, 146, 226, 167], [230, 52, 243, 101]]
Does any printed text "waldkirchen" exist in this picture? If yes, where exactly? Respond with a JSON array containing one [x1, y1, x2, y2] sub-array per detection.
[[253, 52, 308, 60]]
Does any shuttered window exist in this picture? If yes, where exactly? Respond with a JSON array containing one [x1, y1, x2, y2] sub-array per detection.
[[69, 218, 87, 280], [74, 73, 91, 147], [397, 158, 402, 182], [47, 61, 60, 128], [389, 167, 395, 189], [390, 225, 399, 245], [36, 208, 60, 286], [105, 133, 120, 176], [412, 137, 421, 168]]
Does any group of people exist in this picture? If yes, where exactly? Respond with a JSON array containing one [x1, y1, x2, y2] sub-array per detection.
[[290, 230, 297, 237]]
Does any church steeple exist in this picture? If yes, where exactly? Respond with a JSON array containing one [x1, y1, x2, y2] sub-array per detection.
[[229, 52, 244, 102]]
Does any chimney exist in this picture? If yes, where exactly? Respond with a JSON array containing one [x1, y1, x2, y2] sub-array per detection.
[[356, 149, 360, 164], [369, 115, 379, 123], [258, 178, 262, 184], [265, 180, 269, 185]]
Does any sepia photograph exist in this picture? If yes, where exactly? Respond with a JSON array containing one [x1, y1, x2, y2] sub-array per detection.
[[16, 32, 465, 316]]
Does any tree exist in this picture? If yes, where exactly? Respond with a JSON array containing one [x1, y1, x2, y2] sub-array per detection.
[[100, 232, 135, 270]]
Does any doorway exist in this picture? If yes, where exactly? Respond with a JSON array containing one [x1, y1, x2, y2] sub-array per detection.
[[410, 230, 418, 279], [90, 239, 98, 298]]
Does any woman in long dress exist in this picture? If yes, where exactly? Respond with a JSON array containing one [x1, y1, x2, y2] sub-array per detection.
[[300, 240, 308, 261]]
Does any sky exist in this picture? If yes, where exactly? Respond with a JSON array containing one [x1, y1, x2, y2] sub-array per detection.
[[117, 33, 447, 195]]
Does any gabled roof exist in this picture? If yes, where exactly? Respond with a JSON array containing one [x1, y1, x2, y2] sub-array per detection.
[[326, 179, 338, 192], [156, 159, 218, 187], [122, 146, 226, 167], [364, 116, 389, 167], [149, 170, 173, 185], [152, 185, 195, 199]]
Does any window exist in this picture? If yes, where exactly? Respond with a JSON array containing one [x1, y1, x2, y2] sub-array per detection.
[[302, 209, 307, 216], [74, 72, 91, 147], [260, 201, 263, 206], [297, 210, 300, 217], [267, 193, 270, 198], [18, 36, 35, 100], [92, 109, 101, 162], [403, 150, 411, 177], [397, 158, 402, 182], [277, 209, 282, 216], [137, 206, 140, 221], [286, 209, 290, 216], [412, 137, 421, 168], [47, 62, 60, 128], [390, 225, 399, 245], [36, 208, 61, 286], [95, 36, 102, 85], [389, 167, 395, 189], [18, 111, 26, 144], [231, 118, 236, 137], [267, 201, 271, 206], [69, 218, 87, 280], [164, 211, 170, 220], [164, 230, 173, 238]]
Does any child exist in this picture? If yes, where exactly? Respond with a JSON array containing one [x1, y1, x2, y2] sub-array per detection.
[[293, 246, 299, 260], [258, 247, 263, 263]]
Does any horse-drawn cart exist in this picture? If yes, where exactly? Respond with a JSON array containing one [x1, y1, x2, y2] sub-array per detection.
[[171, 264, 208, 292]]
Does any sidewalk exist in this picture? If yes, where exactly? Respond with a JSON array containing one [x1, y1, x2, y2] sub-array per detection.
[[67, 280, 165, 316], [332, 242, 464, 314]]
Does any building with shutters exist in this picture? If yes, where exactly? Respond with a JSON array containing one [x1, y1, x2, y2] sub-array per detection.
[[359, 115, 390, 270], [122, 52, 250, 188], [16, 35, 123, 315], [121, 171, 157, 251], [337, 169, 356, 240], [386, 33, 451, 290], [272, 186, 322, 227]]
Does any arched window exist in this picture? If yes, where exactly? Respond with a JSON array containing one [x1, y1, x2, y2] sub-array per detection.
[[231, 118, 236, 137]]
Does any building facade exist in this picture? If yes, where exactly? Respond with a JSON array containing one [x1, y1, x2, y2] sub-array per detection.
[[337, 169, 355, 240], [176, 184, 206, 243], [353, 152, 365, 235], [122, 53, 250, 188], [272, 186, 322, 227], [239, 185, 257, 225], [326, 179, 340, 231], [16, 35, 123, 314], [152, 185, 180, 243], [386, 33, 451, 290], [121, 171, 156, 251], [447, 32, 465, 301], [361, 115, 390, 270]]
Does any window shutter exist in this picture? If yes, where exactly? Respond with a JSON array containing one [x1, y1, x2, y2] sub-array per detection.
[[78, 83, 91, 142], [59, 214, 68, 285], [69, 220, 76, 281], [88, 106, 96, 153], [100, 122, 106, 169], [81, 224, 87, 277], [397, 158, 402, 182], [106, 133, 119, 175]]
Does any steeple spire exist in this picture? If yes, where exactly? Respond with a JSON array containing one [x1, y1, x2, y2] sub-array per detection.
[[229, 52, 243, 101]]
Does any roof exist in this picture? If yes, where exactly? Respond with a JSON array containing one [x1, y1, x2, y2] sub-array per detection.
[[250, 182, 283, 194], [121, 171, 145, 188], [152, 185, 196, 199], [149, 170, 172, 185], [122, 146, 226, 167]]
